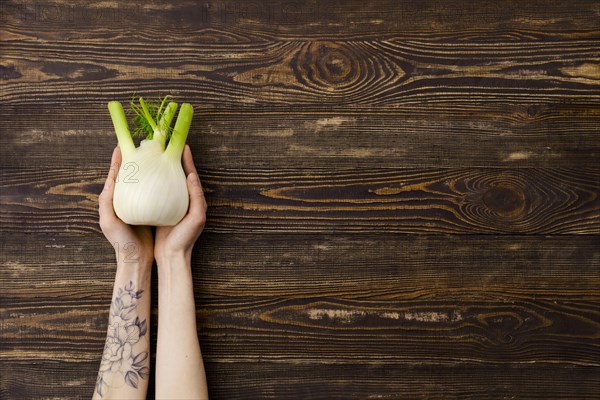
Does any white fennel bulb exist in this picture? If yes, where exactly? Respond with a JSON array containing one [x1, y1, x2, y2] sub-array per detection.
[[107, 97, 194, 226]]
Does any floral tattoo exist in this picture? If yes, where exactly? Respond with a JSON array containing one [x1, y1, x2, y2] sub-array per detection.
[[96, 281, 149, 397]]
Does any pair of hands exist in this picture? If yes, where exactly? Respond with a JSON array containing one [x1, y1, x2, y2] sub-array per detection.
[[98, 145, 207, 265]]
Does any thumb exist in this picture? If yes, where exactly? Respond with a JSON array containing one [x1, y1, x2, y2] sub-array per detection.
[[186, 172, 206, 218], [178, 172, 207, 236], [99, 146, 121, 227]]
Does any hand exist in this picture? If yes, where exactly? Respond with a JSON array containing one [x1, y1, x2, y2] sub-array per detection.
[[155, 145, 208, 264], [99, 146, 154, 265]]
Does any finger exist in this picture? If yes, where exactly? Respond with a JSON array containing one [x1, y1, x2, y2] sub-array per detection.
[[108, 146, 122, 184], [181, 144, 198, 177], [183, 171, 207, 226], [183, 144, 206, 197], [99, 147, 121, 224]]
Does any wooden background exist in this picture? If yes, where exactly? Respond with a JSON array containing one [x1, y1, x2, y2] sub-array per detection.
[[1, 0, 599, 398]]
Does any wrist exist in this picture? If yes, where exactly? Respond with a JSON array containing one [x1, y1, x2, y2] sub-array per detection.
[[115, 259, 153, 287], [115, 259, 153, 283], [156, 250, 191, 274], [113, 241, 154, 267], [115, 253, 154, 268], [116, 257, 153, 268]]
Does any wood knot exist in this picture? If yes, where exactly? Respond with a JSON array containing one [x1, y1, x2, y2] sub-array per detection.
[[527, 104, 542, 117], [295, 42, 362, 91], [0, 65, 22, 80], [482, 184, 525, 217], [318, 46, 353, 83], [458, 171, 575, 233]]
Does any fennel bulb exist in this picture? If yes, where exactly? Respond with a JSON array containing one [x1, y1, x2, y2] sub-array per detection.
[[107, 97, 194, 226]]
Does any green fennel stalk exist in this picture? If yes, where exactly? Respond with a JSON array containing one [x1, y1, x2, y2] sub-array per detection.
[[108, 96, 193, 157]]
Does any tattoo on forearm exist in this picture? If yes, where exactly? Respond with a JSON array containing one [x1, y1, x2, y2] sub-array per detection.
[[96, 281, 149, 397]]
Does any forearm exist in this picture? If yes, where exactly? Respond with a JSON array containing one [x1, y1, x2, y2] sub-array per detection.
[[93, 258, 152, 399], [155, 252, 208, 399]]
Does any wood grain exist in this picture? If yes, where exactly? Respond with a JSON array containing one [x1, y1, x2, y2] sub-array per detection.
[[3, 295, 599, 365], [2, 234, 599, 300], [1, 0, 599, 398], [1, 166, 598, 234], [2, 36, 598, 109], [2, 360, 600, 399], [1, 106, 599, 169], [2, 233, 599, 366]]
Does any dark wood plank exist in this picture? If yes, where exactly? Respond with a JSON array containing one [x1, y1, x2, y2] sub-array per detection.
[[0, 360, 98, 400], [1, 106, 598, 169], [3, 295, 599, 366], [2, 0, 600, 38], [2, 233, 599, 300], [2, 360, 599, 400], [1, 36, 598, 109], [204, 362, 600, 400], [2, 166, 598, 234]]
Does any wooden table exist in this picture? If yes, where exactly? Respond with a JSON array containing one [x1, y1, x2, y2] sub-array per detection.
[[1, 0, 599, 398]]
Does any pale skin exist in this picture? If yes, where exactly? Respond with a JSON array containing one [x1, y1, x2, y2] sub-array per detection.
[[94, 145, 209, 399]]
